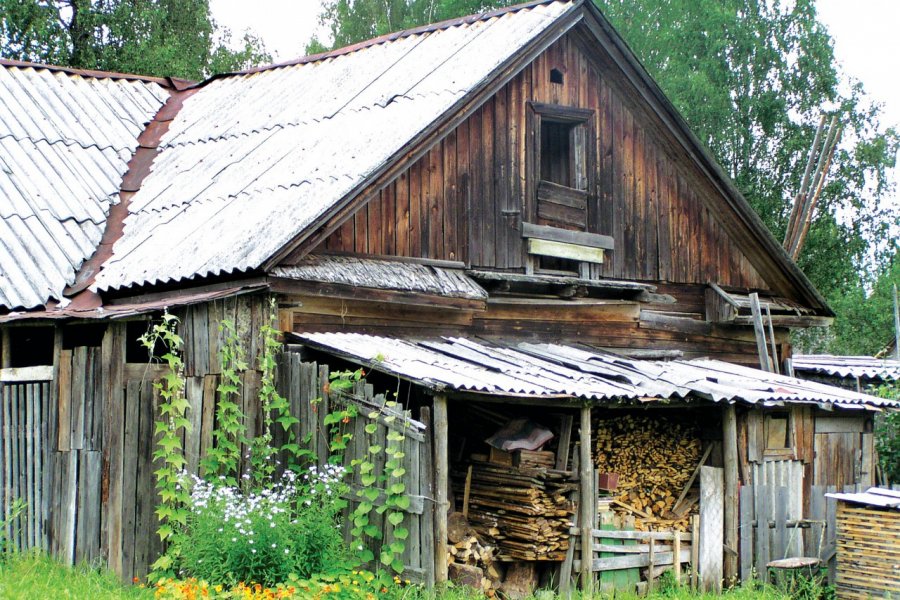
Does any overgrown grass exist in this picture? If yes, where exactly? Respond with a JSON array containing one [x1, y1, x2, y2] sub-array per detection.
[[0, 552, 153, 600], [0, 552, 821, 600]]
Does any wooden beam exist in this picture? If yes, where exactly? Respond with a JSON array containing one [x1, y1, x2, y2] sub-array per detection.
[[522, 221, 614, 250], [433, 394, 449, 584], [527, 238, 605, 264], [722, 406, 739, 584], [579, 405, 594, 594], [748, 293, 772, 372], [0, 366, 53, 382]]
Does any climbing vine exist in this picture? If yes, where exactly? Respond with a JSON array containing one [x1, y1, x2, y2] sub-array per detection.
[[139, 311, 191, 579], [321, 372, 410, 574], [199, 319, 247, 485]]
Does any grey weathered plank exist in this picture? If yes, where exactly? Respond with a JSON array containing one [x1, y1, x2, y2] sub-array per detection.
[[773, 486, 788, 561], [755, 485, 770, 583], [121, 380, 140, 582], [739, 485, 753, 582], [420, 406, 435, 587], [699, 466, 723, 592], [70, 347, 86, 451]]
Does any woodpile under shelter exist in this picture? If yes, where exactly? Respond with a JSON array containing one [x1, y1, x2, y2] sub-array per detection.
[[1, 0, 899, 594]]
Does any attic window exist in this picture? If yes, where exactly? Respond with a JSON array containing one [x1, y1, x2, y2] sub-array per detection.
[[7, 326, 54, 367], [550, 68, 564, 85], [529, 103, 593, 233], [125, 319, 167, 363], [764, 412, 793, 457]]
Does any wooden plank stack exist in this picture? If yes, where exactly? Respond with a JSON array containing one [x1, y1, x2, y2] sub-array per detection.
[[461, 461, 575, 561], [594, 416, 702, 531], [834, 503, 900, 599]]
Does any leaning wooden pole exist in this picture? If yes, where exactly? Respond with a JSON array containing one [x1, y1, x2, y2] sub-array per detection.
[[792, 123, 842, 260], [785, 115, 826, 250], [722, 405, 739, 584], [579, 405, 594, 594], [433, 394, 449, 584]]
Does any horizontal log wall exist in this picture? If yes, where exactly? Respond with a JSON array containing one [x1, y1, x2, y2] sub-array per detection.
[[323, 30, 769, 292], [287, 295, 788, 366]]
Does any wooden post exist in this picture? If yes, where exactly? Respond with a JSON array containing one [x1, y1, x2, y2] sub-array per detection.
[[723, 405, 739, 584], [433, 394, 449, 584], [673, 531, 681, 584], [749, 293, 771, 372], [579, 405, 594, 594], [0, 328, 9, 368], [700, 466, 724, 592], [691, 515, 700, 589], [647, 536, 655, 592]]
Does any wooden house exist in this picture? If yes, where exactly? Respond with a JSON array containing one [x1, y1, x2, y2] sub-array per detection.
[[1, 0, 898, 592]]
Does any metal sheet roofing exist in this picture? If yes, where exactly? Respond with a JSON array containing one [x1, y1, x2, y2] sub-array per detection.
[[270, 255, 487, 300], [294, 333, 900, 410], [793, 354, 900, 382], [92, 1, 575, 292], [0, 63, 168, 310], [826, 487, 900, 510]]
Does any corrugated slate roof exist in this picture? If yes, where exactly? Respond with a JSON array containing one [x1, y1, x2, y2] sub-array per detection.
[[92, 1, 575, 292], [793, 354, 900, 382], [0, 63, 169, 310], [826, 487, 900, 510], [270, 255, 487, 300], [295, 333, 899, 410]]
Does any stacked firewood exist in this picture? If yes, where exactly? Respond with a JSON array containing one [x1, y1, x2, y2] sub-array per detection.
[[463, 461, 575, 561], [447, 513, 503, 595], [594, 415, 702, 531]]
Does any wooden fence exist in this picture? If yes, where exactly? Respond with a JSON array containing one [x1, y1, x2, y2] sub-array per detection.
[[0, 348, 434, 584]]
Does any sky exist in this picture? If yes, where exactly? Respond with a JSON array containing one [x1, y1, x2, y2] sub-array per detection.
[[209, 0, 899, 214]]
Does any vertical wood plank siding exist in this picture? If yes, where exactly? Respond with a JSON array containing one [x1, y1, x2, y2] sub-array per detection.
[[323, 32, 768, 291], [3, 297, 434, 584]]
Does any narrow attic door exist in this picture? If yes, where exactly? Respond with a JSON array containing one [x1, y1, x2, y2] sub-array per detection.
[[524, 99, 611, 277]]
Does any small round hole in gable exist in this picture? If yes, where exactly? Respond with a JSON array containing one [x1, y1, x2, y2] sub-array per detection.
[[550, 68, 564, 84]]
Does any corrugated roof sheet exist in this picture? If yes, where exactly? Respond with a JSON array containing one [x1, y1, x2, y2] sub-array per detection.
[[92, 1, 575, 292], [826, 487, 900, 510], [270, 255, 487, 300], [0, 64, 169, 310], [294, 333, 900, 409], [793, 354, 900, 382]]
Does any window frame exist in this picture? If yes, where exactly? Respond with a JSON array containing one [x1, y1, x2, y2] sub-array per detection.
[[526, 102, 596, 231]]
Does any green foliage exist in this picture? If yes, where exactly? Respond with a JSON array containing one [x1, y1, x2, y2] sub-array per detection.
[[0, 0, 269, 79], [802, 255, 900, 355], [139, 312, 191, 580], [201, 319, 248, 486], [0, 499, 26, 558], [177, 469, 347, 587], [593, 0, 898, 300], [0, 552, 153, 599], [875, 383, 900, 483]]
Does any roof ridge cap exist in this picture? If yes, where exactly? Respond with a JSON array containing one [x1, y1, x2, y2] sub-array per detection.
[[0, 58, 188, 88]]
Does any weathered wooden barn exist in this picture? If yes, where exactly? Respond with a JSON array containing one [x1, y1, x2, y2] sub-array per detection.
[[1, 0, 898, 593]]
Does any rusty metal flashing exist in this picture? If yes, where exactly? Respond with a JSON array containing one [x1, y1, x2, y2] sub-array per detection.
[[0, 282, 267, 324], [65, 87, 199, 296]]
